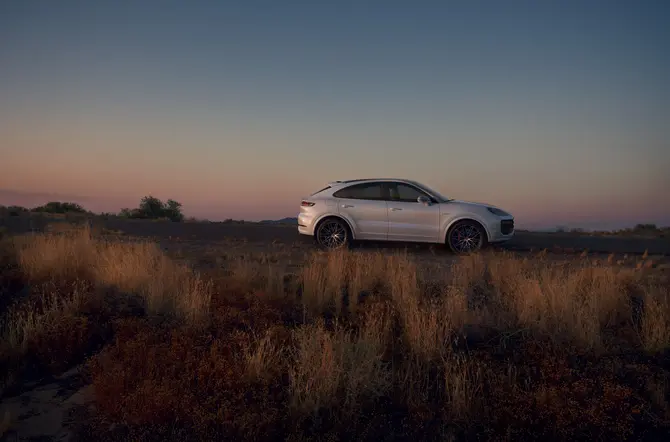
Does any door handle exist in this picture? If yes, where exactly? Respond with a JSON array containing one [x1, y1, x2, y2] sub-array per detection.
[[342, 204, 354, 208], [390, 207, 402, 211]]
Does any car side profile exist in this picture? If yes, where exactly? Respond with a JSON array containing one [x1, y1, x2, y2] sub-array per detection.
[[297, 178, 514, 253]]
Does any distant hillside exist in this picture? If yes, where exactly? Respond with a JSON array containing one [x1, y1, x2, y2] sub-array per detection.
[[259, 217, 297, 225]]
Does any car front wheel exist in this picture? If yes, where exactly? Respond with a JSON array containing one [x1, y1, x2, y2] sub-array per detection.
[[447, 220, 487, 254]]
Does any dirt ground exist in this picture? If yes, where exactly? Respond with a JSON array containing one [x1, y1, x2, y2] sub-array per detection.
[[1, 367, 92, 441], [2, 213, 669, 255]]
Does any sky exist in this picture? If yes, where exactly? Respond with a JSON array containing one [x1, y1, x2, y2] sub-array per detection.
[[1, 0, 669, 229]]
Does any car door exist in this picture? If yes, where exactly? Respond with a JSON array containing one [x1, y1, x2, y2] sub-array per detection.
[[333, 182, 388, 240], [385, 182, 441, 242]]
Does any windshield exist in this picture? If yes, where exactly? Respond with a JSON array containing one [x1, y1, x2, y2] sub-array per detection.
[[411, 181, 450, 203]]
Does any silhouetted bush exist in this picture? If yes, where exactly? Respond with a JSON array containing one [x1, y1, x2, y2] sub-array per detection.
[[31, 202, 88, 214], [119, 196, 184, 222], [0, 205, 29, 217], [633, 223, 658, 231]]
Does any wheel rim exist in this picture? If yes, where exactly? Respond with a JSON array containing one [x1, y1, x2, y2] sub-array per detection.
[[450, 224, 482, 253], [317, 221, 347, 249]]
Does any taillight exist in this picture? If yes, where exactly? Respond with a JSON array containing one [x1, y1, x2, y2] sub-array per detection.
[[301, 200, 315, 207]]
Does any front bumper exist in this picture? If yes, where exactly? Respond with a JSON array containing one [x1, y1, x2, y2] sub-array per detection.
[[489, 218, 515, 243]]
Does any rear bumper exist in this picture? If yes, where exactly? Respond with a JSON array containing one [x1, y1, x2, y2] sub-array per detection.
[[297, 212, 316, 236]]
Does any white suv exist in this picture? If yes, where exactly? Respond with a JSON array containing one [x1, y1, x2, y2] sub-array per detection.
[[298, 178, 514, 253]]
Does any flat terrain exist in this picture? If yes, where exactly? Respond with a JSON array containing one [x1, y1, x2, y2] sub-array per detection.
[[3, 213, 670, 255], [1, 216, 669, 441]]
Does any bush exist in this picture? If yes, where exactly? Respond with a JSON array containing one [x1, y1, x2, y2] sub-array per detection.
[[0, 205, 29, 217], [31, 202, 88, 214], [119, 196, 184, 222]]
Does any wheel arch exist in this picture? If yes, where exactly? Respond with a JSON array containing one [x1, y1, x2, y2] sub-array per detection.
[[443, 216, 491, 244], [313, 214, 356, 240]]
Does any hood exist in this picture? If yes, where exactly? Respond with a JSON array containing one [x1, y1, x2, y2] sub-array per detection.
[[447, 199, 512, 217], [448, 199, 492, 209]]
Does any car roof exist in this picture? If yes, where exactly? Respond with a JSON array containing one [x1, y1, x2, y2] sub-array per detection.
[[328, 178, 415, 186]]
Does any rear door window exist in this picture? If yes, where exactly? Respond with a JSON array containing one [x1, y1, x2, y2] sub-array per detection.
[[333, 183, 384, 200]]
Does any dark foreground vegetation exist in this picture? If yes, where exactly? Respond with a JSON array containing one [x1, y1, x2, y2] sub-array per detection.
[[0, 224, 669, 441]]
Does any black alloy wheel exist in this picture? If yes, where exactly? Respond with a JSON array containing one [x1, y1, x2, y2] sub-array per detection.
[[447, 220, 486, 254]]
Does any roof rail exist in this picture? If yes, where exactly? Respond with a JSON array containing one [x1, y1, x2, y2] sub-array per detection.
[[328, 178, 409, 185]]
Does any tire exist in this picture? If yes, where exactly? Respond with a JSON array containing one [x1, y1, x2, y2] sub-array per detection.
[[446, 220, 487, 254], [315, 218, 351, 250]]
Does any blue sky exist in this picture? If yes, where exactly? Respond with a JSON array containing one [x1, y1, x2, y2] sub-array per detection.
[[1, 0, 668, 229]]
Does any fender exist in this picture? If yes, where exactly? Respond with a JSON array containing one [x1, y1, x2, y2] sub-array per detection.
[[441, 214, 493, 243], [312, 212, 358, 240]]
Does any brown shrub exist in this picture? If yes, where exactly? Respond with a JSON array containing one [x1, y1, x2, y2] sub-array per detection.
[[487, 342, 639, 440], [90, 319, 287, 440]]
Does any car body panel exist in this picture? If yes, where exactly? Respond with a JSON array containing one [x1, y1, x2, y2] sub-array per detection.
[[336, 199, 389, 240], [438, 202, 495, 241], [386, 201, 441, 242]]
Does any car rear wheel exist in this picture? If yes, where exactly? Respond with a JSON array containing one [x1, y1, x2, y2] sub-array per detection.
[[315, 218, 350, 250], [447, 220, 487, 254]]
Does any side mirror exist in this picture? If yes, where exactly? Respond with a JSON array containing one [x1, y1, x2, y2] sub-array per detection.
[[417, 196, 431, 205]]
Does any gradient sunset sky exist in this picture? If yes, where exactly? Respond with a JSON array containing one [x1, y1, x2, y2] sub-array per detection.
[[1, 0, 669, 229]]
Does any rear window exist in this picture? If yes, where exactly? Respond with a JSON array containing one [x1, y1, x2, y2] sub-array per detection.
[[310, 185, 331, 196]]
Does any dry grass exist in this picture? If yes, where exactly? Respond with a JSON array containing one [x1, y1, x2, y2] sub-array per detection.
[[1, 224, 669, 440], [288, 318, 391, 416], [3, 280, 88, 353], [481, 255, 636, 350], [246, 327, 286, 382], [0, 224, 212, 395], [14, 224, 212, 323], [640, 287, 670, 352], [442, 354, 485, 420]]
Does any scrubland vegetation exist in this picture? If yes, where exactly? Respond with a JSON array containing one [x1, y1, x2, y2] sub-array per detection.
[[556, 223, 670, 238], [0, 195, 184, 221], [0, 224, 669, 440]]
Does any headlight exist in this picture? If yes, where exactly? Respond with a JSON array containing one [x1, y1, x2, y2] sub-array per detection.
[[487, 207, 510, 217]]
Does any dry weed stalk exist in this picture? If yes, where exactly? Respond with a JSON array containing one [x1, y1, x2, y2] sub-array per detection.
[[443, 354, 485, 420], [246, 327, 285, 381], [640, 287, 670, 352], [2, 281, 88, 353], [288, 318, 391, 416]]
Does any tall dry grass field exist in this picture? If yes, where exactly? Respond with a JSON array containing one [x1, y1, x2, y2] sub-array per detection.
[[0, 224, 668, 441], [14, 225, 212, 322], [1, 225, 212, 394]]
